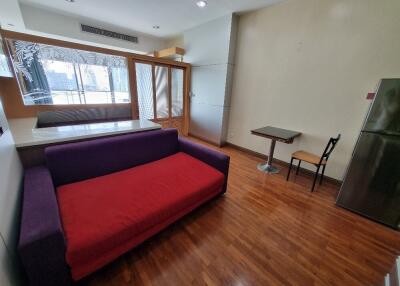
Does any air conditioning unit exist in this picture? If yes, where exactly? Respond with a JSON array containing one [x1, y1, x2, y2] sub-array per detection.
[[81, 24, 138, 43]]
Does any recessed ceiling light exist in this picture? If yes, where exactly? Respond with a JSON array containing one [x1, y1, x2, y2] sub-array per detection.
[[65, 0, 75, 2], [196, 0, 207, 8], [153, 25, 160, 29]]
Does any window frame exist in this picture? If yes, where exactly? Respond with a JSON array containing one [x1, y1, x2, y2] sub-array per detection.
[[0, 29, 191, 135]]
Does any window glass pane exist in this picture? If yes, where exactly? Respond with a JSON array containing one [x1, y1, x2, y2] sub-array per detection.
[[41, 59, 80, 104], [80, 64, 111, 104], [111, 67, 130, 103], [171, 68, 184, 117], [135, 63, 154, 120], [81, 64, 109, 92], [0, 39, 12, 77], [6, 39, 129, 105], [0, 54, 9, 76], [155, 65, 169, 119]]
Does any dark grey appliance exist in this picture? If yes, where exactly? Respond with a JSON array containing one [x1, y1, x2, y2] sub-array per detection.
[[336, 79, 400, 229]]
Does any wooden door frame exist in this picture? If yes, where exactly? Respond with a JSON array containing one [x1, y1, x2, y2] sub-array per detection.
[[133, 60, 190, 135]]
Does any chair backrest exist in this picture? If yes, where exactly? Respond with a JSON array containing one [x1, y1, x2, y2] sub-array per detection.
[[320, 134, 341, 164]]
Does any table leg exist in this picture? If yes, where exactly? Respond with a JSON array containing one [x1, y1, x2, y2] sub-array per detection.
[[257, 139, 280, 174]]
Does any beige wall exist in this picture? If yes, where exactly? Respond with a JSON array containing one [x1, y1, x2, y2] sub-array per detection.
[[228, 0, 400, 180]]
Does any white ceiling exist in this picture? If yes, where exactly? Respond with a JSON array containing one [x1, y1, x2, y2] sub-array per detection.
[[18, 0, 284, 38]]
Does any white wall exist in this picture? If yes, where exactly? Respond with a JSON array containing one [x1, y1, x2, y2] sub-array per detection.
[[19, 4, 167, 54], [0, 98, 23, 286], [0, 0, 25, 30], [184, 14, 237, 145], [0, 237, 19, 286], [228, 0, 400, 180]]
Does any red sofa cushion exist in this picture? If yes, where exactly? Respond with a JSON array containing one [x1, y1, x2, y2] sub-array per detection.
[[57, 152, 224, 280]]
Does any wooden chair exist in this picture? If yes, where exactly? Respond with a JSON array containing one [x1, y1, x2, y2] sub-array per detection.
[[286, 134, 341, 192]]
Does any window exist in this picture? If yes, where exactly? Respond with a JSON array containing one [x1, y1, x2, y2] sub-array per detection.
[[6, 39, 130, 105]]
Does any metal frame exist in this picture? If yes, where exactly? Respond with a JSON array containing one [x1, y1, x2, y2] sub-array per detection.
[[286, 134, 341, 192], [257, 139, 279, 173]]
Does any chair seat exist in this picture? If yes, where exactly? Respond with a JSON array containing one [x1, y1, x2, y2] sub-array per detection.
[[292, 150, 326, 165]]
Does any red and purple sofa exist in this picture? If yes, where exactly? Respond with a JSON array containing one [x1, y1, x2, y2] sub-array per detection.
[[18, 129, 230, 285]]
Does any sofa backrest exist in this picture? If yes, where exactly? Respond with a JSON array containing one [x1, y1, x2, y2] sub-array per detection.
[[37, 106, 132, 128], [45, 128, 179, 186]]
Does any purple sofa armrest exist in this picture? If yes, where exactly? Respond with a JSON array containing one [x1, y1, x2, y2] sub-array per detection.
[[19, 166, 71, 286], [179, 137, 230, 193]]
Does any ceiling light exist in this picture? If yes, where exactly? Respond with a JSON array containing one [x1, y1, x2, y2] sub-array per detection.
[[196, 0, 207, 8], [153, 25, 160, 29], [65, 0, 75, 2]]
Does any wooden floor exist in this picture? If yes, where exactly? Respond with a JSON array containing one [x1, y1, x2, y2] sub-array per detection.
[[79, 139, 400, 286]]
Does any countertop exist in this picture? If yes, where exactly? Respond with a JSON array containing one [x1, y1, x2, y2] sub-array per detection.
[[8, 118, 162, 148]]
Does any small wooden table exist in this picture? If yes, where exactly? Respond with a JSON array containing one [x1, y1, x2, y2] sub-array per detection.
[[251, 126, 301, 174]]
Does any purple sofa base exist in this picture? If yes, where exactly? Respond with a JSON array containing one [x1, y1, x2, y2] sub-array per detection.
[[19, 129, 229, 285]]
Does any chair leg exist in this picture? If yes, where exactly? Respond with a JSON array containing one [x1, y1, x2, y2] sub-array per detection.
[[296, 160, 301, 175], [320, 165, 326, 185], [311, 165, 320, 192], [287, 157, 294, 181]]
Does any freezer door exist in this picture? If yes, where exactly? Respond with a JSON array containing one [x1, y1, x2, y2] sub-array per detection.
[[336, 132, 400, 228], [363, 79, 400, 135]]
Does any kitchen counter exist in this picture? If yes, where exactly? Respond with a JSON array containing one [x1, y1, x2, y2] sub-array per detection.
[[9, 118, 162, 148]]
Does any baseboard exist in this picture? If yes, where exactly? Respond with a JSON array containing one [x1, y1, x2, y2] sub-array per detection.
[[225, 142, 342, 186], [188, 133, 226, 147]]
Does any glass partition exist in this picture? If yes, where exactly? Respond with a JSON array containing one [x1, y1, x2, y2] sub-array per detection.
[[135, 63, 154, 120], [171, 68, 184, 117], [154, 65, 169, 119]]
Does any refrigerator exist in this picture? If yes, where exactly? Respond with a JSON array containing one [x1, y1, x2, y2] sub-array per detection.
[[336, 79, 400, 229]]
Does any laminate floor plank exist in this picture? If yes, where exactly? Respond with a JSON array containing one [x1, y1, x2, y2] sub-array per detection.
[[79, 138, 400, 286]]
